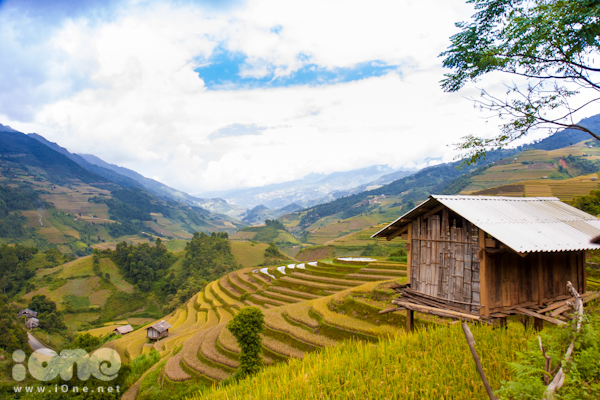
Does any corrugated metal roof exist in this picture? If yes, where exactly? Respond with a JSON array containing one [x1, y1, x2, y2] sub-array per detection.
[[146, 320, 172, 333], [115, 324, 134, 334], [372, 195, 600, 253]]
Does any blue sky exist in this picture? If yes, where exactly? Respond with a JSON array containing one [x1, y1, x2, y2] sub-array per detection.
[[196, 48, 402, 89], [0, 0, 515, 193]]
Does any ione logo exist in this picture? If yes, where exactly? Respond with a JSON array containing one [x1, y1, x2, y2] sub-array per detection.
[[12, 348, 121, 382]]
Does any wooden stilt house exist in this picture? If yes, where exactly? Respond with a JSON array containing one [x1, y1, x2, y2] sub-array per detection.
[[146, 320, 172, 340], [372, 195, 600, 324]]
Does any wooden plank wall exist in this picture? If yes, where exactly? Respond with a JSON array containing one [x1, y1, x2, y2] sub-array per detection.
[[486, 251, 586, 313], [410, 208, 481, 311]]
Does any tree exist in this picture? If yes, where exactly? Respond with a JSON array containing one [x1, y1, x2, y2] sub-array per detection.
[[441, 0, 600, 164], [227, 307, 264, 379], [28, 294, 57, 315], [264, 242, 284, 259], [66, 332, 101, 353]]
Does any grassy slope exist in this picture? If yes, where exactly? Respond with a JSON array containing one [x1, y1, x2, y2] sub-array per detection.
[[463, 140, 600, 194], [101, 258, 411, 397], [192, 322, 532, 400], [0, 161, 240, 254], [229, 241, 270, 268], [16, 255, 165, 346]]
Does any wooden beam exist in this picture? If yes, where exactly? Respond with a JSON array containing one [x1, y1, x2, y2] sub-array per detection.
[[514, 307, 566, 326], [386, 225, 408, 241], [379, 307, 405, 315], [422, 204, 445, 220], [393, 300, 482, 322]]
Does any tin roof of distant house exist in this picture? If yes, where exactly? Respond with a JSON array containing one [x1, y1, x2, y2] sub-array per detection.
[[18, 308, 37, 317], [115, 324, 134, 334], [146, 320, 172, 333], [372, 195, 600, 254]]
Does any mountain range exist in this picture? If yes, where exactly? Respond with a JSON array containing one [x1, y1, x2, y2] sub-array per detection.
[[195, 165, 416, 210]]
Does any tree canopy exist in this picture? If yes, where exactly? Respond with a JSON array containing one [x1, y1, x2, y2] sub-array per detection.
[[441, 0, 600, 163]]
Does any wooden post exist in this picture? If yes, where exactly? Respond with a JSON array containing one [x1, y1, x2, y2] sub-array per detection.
[[462, 322, 497, 400], [406, 309, 414, 333], [478, 229, 489, 317], [534, 317, 544, 332]]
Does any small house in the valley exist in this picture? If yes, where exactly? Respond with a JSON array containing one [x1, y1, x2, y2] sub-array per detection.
[[373, 195, 600, 329], [17, 308, 38, 319], [146, 320, 172, 340], [114, 324, 134, 335], [26, 318, 39, 329]]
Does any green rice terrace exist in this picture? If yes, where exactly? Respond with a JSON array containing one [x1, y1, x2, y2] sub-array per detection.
[[99, 257, 411, 399]]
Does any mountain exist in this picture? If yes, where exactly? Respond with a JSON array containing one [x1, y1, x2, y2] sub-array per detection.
[[0, 123, 19, 133], [26, 133, 243, 218], [525, 114, 600, 151], [77, 153, 242, 217], [0, 131, 111, 186], [0, 128, 244, 255], [195, 165, 416, 209], [284, 114, 600, 232]]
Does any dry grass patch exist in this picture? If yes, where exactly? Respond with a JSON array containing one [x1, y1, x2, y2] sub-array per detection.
[[283, 301, 320, 330], [171, 296, 198, 334], [250, 294, 286, 307], [204, 282, 223, 307], [165, 352, 191, 382], [260, 290, 303, 303], [261, 335, 304, 359], [217, 326, 241, 355], [279, 276, 348, 291], [200, 325, 239, 369], [181, 328, 230, 381], [290, 271, 362, 287], [212, 282, 243, 309], [346, 273, 400, 281], [265, 310, 337, 348], [311, 292, 397, 338], [219, 276, 243, 300], [268, 286, 319, 300], [234, 270, 261, 291]]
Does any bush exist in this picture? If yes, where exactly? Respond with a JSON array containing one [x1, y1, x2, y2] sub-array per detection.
[[227, 307, 264, 379], [497, 311, 600, 399]]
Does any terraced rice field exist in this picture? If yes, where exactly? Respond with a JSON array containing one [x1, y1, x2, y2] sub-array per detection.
[[471, 173, 600, 201], [107, 258, 409, 398]]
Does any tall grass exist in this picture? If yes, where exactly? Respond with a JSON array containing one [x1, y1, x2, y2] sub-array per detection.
[[188, 322, 532, 400], [126, 349, 161, 387]]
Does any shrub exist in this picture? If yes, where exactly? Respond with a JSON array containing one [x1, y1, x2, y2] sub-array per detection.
[[496, 311, 600, 399], [227, 307, 264, 379]]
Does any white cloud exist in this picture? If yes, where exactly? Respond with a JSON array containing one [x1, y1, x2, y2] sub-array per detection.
[[2, 0, 518, 194]]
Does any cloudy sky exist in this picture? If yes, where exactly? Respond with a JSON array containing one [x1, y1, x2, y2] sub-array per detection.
[[0, 0, 536, 194]]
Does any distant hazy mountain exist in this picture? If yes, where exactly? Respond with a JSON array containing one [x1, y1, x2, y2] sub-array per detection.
[[0, 123, 18, 133], [195, 165, 416, 209], [26, 133, 243, 218], [525, 114, 600, 151], [77, 153, 243, 217], [290, 113, 600, 230]]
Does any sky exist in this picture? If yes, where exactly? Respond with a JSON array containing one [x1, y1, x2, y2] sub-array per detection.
[[0, 0, 556, 195]]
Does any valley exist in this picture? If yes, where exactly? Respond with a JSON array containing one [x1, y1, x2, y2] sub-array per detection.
[[3, 118, 600, 399]]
